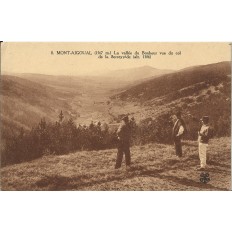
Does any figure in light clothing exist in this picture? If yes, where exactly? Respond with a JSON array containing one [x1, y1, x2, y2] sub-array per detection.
[[197, 116, 211, 171]]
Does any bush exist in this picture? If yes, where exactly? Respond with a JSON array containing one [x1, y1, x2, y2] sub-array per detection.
[[182, 97, 194, 104], [196, 95, 204, 102], [206, 90, 211, 95]]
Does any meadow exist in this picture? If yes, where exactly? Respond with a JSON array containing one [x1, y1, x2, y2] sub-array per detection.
[[1, 137, 230, 191]]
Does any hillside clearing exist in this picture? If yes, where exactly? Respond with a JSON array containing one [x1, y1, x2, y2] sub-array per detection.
[[1, 137, 230, 191]]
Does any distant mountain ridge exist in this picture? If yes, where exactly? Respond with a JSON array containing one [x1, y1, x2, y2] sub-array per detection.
[[93, 65, 174, 83], [6, 65, 173, 84], [113, 61, 231, 101]]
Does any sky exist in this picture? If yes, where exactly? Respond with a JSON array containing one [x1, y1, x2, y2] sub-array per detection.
[[1, 42, 231, 76]]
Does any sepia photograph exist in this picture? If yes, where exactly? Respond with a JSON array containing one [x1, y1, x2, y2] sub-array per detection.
[[0, 42, 231, 191]]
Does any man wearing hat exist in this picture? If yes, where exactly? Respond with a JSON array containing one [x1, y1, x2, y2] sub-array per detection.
[[172, 111, 186, 157], [115, 116, 131, 169], [197, 116, 210, 170]]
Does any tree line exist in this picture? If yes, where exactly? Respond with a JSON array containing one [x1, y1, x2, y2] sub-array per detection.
[[1, 103, 231, 166]]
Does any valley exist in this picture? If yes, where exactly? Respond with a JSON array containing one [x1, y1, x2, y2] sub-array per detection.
[[1, 61, 231, 190], [1, 61, 230, 137]]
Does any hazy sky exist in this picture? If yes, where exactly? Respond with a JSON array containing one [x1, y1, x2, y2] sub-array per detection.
[[1, 42, 230, 76]]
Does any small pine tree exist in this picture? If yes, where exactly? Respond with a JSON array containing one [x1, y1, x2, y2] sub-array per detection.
[[59, 110, 64, 123]]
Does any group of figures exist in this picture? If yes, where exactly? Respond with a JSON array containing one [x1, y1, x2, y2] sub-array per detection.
[[115, 112, 211, 171]]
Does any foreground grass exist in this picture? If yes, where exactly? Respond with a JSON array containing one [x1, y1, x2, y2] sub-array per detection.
[[1, 137, 231, 191]]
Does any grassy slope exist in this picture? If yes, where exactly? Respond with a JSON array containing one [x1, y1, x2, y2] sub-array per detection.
[[1, 137, 230, 191], [1, 75, 75, 131], [108, 61, 231, 127], [113, 61, 230, 101]]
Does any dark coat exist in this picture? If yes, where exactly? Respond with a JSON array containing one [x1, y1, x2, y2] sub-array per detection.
[[117, 123, 131, 145], [172, 119, 186, 139]]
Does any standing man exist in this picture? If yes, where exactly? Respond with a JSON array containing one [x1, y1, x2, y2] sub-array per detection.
[[197, 116, 211, 170], [172, 111, 186, 158], [115, 116, 131, 169]]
